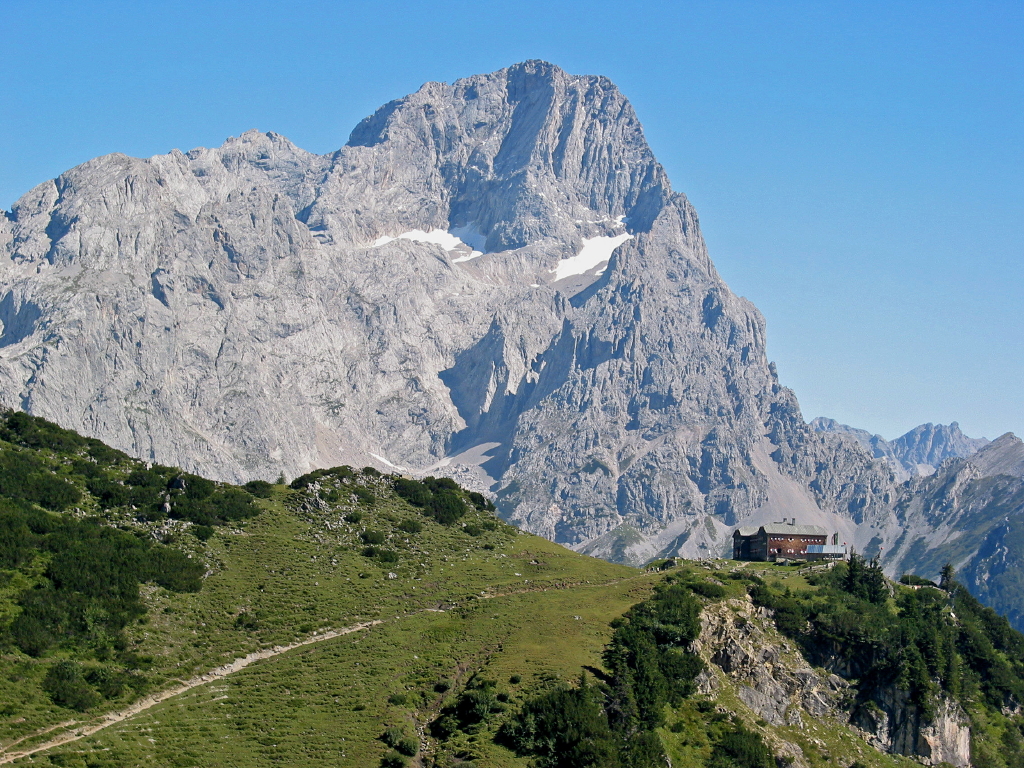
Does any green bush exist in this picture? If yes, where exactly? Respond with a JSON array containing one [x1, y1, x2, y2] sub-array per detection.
[[43, 661, 100, 711], [423, 476, 459, 493], [353, 486, 376, 506], [234, 611, 260, 630], [430, 677, 507, 738], [687, 581, 728, 599], [900, 573, 938, 587], [242, 480, 274, 498], [467, 491, 495, 512], [344, 512, 362, 523], [709, 720, 775, 768], [85, 665, 130, 699], [380, 725, 417, 756], [426, 490, 466, 526], [4, 514, 201, 657], [397, 519, 422, 534], [0, 411, 86, 454], [396, 737, 418, 756], [211, 487, 258, 521], [500, 677, 619, 768], [361, 530, 385, 545], [0, 447, 81, 511], [182, 475, 214, 500], [392, 478, 431, 507]]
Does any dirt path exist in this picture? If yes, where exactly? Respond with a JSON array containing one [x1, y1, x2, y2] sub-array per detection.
[[0, 621, 381, 765], [0, 572, 651, 764]]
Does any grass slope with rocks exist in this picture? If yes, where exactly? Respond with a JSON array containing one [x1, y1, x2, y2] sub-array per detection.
[[3, 413, 1024, 767]]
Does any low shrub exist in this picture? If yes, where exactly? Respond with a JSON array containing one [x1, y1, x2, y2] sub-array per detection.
[[361, 530, 385, 545], [687, 581, 728, 599], [353, 486, 376, 506], [242, 479, 274, 498], [397, 519, 422, 534]]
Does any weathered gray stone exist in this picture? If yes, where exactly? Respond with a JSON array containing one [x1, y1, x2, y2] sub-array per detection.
[[696, 596, 970, 767], [0, 61, 900, 563]]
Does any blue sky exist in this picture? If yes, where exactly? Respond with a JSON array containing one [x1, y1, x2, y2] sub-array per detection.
[[2, 0, 1021, 441]]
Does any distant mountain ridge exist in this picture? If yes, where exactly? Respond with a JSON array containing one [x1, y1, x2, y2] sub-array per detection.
[[810, 417, 989, 481], [877, 432, 1024, 629], [894, 421, 990, 474]]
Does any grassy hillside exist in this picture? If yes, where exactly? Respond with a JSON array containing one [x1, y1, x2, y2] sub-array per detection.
[[0, 412, 652, 766], [3, 412, 1024, 767]]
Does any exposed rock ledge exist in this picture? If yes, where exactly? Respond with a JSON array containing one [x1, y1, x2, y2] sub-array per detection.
[[691, 596, 971, 767]]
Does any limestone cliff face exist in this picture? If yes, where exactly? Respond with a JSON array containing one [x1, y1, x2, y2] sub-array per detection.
[[851, 687, 971, 768], [0, 61, 897, 563], [695, 595, 971, 767]]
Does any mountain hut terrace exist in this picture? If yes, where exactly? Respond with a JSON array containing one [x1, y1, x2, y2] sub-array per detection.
[[732, 519, 846, 562]]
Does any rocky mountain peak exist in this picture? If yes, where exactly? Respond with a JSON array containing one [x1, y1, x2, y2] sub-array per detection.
[[811, 417, 989, 480], [0, 62, 902, 565], [893, 421, 990, 475]]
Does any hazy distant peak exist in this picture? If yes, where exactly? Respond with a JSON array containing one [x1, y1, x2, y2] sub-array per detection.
[[811, 416, 991, 480], [893, 421, 990, 473]]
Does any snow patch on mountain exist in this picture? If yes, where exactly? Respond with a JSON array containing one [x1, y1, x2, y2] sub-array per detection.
[[552, 232, 632, 280], [372, 229, 484, 261]]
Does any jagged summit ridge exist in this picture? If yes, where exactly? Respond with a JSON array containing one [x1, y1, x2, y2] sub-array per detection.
[[811, 417, 989, 480], [0, 61, 897, 565]]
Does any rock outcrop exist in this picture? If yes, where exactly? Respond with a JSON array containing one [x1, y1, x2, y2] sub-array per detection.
[[694, 597, 850, 730], [852, 688, 971, 768], [695, 594, 971, 767]]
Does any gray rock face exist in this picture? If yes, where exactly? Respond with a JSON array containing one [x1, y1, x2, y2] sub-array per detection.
[[852, 686, 970, 767], [810, 416, 909, 481], [696, 598, 850, 730], [695, 596, 970, 767], [0, 61, 899, 563]]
